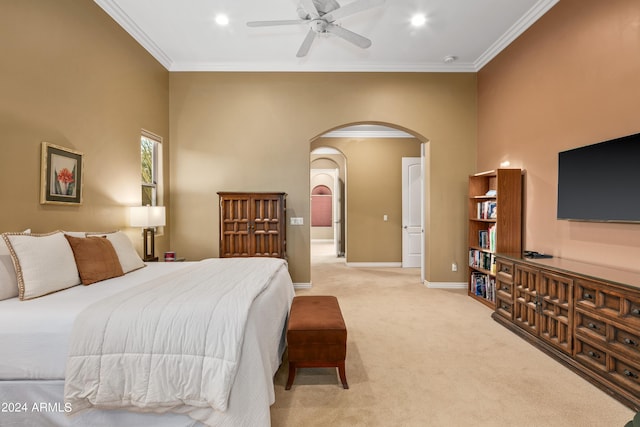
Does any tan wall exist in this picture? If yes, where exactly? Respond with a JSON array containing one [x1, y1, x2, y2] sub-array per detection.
[[0, 0, 170, 256], [170, 72, 477, 283], [478, 0, 640, 269], [312, 137, 421, 263]]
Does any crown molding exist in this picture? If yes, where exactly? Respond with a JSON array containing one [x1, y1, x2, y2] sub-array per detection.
[[474, 0, 559, 70], [168, 61, 478, 73], [94, 0, 173, 70]]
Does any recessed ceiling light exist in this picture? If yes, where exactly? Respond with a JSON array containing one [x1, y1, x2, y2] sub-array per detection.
[[411, 14, 427, 27], [215, 14, 229, 26]]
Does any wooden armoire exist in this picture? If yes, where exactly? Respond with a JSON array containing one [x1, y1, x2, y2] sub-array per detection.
[[218, 192, 286, 259]]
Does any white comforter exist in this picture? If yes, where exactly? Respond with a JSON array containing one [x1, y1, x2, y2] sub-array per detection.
[[64, 257, 291, 424]]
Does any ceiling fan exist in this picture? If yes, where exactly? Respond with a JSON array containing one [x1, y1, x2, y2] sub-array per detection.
[[247, 0, 385, 57]]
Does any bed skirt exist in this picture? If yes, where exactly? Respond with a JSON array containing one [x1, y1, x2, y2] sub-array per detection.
[[0, 380, 203, 426]]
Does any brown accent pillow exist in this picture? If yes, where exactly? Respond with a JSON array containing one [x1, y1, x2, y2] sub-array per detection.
[[65, 235, 124, 285]]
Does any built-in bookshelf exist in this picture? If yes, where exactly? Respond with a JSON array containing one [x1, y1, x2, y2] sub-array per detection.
[[468, 169, 522, 308]]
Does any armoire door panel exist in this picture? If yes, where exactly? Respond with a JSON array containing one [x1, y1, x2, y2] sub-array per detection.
[[539, 271, 573, 354], [514, 264, 539, 336], [219, 192, 286, 259]]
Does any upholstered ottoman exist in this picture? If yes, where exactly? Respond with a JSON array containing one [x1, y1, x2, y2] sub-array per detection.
[[285, 295, 348, 390]]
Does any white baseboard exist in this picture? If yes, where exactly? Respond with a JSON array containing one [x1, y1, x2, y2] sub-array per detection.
[[423, 281, 467, 289], [293, 282, 312, 289], [311, 239, 334, 243], [346, 262, 402, 268]]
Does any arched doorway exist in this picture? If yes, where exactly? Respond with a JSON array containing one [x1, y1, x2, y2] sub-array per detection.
[[310, 153, 345, 258], [309, 122, 428, 281]]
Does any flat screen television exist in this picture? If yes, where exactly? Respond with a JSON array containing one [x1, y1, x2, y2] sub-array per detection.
[[557, 132, 640, 223]]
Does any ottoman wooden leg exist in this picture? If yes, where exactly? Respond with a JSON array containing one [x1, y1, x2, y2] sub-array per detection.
[[285, 362, 296, 390], [337, 361, 349, 389]]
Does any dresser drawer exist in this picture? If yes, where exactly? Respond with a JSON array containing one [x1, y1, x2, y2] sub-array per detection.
[[575, 279, 621, 317], [611, 354, 640, 396], [625, 298, 640, 329], [575, 309, 607, 342], [575, 336, 640, 397], [610, 324, 640, 362], [575, 279, 640, 329], [495, 293, 513, 320], [496, 259, 514, 279], [574, 337, 607, 373], [496, 279, 513, 296]]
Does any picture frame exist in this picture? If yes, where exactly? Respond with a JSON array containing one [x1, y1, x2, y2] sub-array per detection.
[[40, 142, 83, 205]]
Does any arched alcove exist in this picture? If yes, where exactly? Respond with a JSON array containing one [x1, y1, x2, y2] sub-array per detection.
[[311, 185, 332, 227]]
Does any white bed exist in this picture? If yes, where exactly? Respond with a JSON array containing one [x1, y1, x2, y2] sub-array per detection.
[[0, 258, 294, 426]]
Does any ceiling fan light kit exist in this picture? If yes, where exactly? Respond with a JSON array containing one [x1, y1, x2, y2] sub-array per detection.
[[247, 0, 385, 57]]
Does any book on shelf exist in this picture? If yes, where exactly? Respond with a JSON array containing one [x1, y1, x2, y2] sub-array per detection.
[[478, 224, 497, 253], [468, 249, 496, 274], [478, 230, 489, 249], [488, 224, 496, 253], [488, 276, 496, 302], [470, 271, 496, 302], [476, 201, 497, 220]]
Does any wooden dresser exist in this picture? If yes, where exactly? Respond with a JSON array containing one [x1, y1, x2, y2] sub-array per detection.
[[218, 192, 286, 259], [494, 254, 640, 411]]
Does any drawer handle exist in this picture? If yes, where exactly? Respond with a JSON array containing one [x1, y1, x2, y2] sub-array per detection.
[[583, 292, 594, 300], [623, 369, 639, 379], [623, 338, 637, 346], [587, 323, 599, 330], [587, 351, 600, 359]]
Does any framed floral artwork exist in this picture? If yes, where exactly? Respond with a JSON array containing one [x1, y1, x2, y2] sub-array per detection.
[[40, 142, 83, 205]]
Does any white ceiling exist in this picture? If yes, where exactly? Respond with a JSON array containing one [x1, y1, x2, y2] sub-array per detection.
[[95, 0, 559, 72]]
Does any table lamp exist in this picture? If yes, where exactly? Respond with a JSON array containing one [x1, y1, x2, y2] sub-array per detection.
[[130, 205, 165, 261]]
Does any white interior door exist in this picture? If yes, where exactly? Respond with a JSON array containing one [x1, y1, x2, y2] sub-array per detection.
[[332, 169, 342, 256], [402, 157, 422, 268]]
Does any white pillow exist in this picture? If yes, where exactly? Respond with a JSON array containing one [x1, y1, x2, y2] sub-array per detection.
[[0, 229, 31, 301], [89, 231, 145, 273], [0, 239, 19, 300], [2, 231, 80, 300]]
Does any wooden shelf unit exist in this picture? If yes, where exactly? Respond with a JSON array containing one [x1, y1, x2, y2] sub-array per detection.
[[467, 169, 522, 308]]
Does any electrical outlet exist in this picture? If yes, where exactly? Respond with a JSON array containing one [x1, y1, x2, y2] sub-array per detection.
[[451, 262, 458, 272]]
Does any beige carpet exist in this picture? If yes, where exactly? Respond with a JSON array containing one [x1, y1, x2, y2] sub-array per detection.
[[269, 241, 635, 427]]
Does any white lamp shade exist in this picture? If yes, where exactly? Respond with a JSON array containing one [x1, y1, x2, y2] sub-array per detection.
[[130, 206, 166, 227]]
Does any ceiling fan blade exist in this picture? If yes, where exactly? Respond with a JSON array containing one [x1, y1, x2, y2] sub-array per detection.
[[300, 0, 320, 19], [323, 0, 385, 23], [247, 20, 306, 27], [296, 29, 317, 57], [326, 24, 372, 49]]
